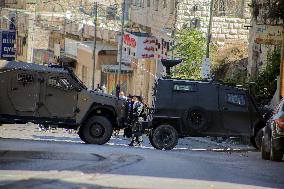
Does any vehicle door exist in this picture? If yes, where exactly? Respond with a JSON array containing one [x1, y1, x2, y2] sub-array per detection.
[[8, 71, 40, 114], [219, 87, 251, 135], [44, 74, 78, 119], [172, 82, 199, 133]]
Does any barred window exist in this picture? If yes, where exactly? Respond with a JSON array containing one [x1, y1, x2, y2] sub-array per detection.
[[173, 84, 196, 92], [227, 93, 246, 106], [17, 73, 33, 83], [213, 0, 245, 18], [147, 0, 150, 7]]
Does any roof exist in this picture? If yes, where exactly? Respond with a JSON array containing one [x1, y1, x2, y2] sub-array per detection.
[[0, 61, 68, 74]]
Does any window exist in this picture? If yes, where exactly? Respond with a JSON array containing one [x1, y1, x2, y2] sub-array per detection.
[[48, 77, 61, 87], [147, 0, 150, 7], [163, 0, 167, 8], [48, 77, 73, 90], [227, 93, 246, 106], [213, 0, 244, 18], [169, 0, 175, 14], [173, 84, 196, 92], [17, 73, 33, 83], [59, 78, 73, 90], [154, 0, 159, 11]]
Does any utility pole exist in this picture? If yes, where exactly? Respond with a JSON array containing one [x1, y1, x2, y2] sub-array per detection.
[[117, 0, 126, 88], [206, 0, 214, 58], [91, 2, 98, 90]]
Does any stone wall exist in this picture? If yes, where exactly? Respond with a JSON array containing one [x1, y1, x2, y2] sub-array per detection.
[[176, 0, 251, 46]]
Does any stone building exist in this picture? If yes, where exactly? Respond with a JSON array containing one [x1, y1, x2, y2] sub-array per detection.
[[127, 0, 251, 104]]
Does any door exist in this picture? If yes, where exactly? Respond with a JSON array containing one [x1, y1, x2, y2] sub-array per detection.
[[219, 87, 251, 135], [8, 71, 40, 114], [43, 74, 78, 119]]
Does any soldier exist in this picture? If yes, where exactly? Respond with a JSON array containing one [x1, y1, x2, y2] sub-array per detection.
[[129, 96, 144, 147]]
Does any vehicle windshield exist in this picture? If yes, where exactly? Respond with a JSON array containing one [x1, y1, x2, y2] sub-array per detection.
[[66, 67, 87, 90]]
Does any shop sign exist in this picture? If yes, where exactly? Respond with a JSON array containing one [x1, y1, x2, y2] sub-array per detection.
[[121, 32, 156, 60], [0, 30, 16, 59], [255, 25, 283, 45], [155, 37, 174, 60]]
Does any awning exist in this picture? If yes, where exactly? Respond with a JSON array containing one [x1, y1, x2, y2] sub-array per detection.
[[101, 64, 133, 74]]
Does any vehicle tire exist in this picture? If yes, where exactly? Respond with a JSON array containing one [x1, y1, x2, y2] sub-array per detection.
[[149, 132, 154, 147], [78, 127, 87, 143], [254, 129, 263, 150], [80, 116, 113, 145], [261, 136, 270, 160], [250, 137, 258, 149], [270, 137, 283, 162], [187, 109, 207, 132], [151, 125, 178, 150]]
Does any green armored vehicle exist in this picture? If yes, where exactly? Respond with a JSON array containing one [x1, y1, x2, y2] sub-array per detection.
[[0, 61, 125, 144]]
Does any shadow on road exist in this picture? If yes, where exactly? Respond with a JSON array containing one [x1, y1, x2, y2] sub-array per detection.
[[0, 138, 283, 189], [0, 178, 122, 189]]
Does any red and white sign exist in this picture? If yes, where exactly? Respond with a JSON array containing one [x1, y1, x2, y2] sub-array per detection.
[[118, 32, 175, 62], [120, 32, 156, 61]]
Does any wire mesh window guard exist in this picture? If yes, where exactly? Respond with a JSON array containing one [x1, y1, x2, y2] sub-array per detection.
[[213, 0, 245, 18]]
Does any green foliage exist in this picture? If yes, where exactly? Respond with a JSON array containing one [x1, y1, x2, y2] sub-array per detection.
[[171, 28, 206, 79], [211, 43, 248, 85], [250, 49, 281, 105]]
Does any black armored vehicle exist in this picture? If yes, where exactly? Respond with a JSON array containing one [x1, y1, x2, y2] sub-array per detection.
[[0, 61, 125, 145], [147, 60, 270, 150]]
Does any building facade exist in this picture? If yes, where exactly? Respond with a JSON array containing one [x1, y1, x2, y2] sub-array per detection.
[[127, 0, 252, 104]]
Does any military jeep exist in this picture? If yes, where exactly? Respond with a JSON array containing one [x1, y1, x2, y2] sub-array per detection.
[[147, 60, 270, 150], [0, 61, 125, 145]]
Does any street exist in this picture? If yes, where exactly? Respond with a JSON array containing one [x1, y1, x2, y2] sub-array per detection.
[[0, 124, 283, 189]]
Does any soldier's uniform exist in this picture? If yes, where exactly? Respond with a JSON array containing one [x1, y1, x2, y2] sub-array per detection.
[[129, 99, 144, 146]]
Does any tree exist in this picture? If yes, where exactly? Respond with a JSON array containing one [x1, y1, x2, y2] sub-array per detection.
[[250, 49, 281, 105], [171, 28, 206, 79]]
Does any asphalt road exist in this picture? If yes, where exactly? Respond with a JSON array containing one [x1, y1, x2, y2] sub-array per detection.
[[0, 137, 283, 189]]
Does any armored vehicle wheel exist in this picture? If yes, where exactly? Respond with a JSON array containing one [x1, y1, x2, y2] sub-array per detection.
[[78, 128, 87, 143], [80, 116, 113, 145], [149, 132, 154, 147], [150, 125, 178, 150], [254, 129, 263, 149], [261, 136, 270, 160], [270, 137, 283, 162]]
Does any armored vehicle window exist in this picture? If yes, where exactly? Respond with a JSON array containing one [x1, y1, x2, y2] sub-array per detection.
[[59, 78, 73, 90], [17, 73, 33, 83], [48, 77, 61, 88], [47, 76, 73, 90], [173, 84, 196, 92], [227, 93, 246, 106]]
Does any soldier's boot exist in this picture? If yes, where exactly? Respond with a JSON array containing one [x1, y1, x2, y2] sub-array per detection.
[[128, 138, 135, 146], [137, 136, 143, 147]]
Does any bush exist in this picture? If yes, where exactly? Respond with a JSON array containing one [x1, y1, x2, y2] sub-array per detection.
[[250, 49, 281, 105]]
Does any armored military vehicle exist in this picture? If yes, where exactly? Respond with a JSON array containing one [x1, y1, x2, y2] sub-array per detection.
[[147, 60, 270, 150], [0, 61, 126, 145]]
